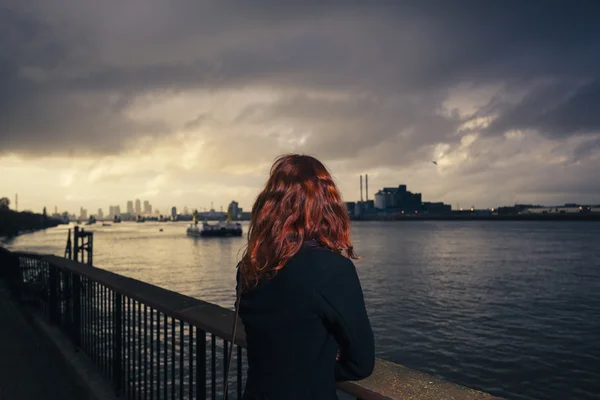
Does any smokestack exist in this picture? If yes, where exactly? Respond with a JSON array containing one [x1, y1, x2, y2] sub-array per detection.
[[366, 174, 369, 201], [360, 175, 363, 202]]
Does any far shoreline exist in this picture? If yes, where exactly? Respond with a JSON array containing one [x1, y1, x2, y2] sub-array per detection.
[[0, 209, 65, 241], [350, 214, 600, 222]]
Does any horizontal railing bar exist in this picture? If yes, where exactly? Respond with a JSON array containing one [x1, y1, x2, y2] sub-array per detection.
[[40, 255, 247, 346], [14, 251, 46, 259]]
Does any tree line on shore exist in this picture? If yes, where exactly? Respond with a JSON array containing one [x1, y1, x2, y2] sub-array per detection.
[[0, 197, 63, 238]]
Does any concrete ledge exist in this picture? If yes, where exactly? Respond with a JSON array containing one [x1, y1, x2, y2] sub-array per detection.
[[23, 308, 119, 400], [338, 359, 501, 400]]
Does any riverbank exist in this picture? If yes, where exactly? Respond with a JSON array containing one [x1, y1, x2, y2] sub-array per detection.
[[0, 209, 64, 239], [352, 213, 600, 221]]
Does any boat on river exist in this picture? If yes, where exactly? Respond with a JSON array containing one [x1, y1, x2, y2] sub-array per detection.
[[186, 210, 242, 238]]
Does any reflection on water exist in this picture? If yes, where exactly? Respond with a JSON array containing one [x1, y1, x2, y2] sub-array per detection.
[[6, 220, 600, 400]]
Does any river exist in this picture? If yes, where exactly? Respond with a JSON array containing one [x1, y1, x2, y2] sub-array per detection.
[[4, 220, 600, 400]]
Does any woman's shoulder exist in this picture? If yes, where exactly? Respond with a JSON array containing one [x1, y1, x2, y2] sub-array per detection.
[[293, 244, 356, 280]]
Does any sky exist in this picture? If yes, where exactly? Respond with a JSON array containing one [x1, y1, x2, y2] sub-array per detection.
[[2, 0, 600, 214]]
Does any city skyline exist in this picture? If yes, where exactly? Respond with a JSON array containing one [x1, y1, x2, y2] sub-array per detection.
[[1, 2, 600, 212], [31, 177, 600, 218], [48, 198, 245, 220], [6, 169, 600, 217]]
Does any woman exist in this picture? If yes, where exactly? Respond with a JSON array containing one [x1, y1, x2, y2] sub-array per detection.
[[237, 154, 375, 399]]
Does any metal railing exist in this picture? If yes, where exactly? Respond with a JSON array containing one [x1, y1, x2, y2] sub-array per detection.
[[0, 248, 500, 400]]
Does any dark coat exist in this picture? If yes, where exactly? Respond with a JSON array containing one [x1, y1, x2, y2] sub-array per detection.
[[238, 242, 375, 399]]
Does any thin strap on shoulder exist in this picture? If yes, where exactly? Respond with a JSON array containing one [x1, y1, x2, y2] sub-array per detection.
[[223, 263, 242, 399]]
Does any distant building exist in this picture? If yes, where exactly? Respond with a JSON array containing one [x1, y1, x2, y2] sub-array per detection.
[[127, 201, 134, 215], [522, 205, 592, 214], [97, 208, 104, 219], [352, 200, 375, 218], [498, 204, 540, 215], [374, 185, 422, 212], [143, 200, 152, 215], [171, 207, 177, 219], [228, 201, 241, 219], [79, 207, 87, 220], [199, 209, 227, 220], [422, 202, 452, 215], [108, 205, 121, 218], [135, 199, 141, 215], [497, 206, 517, 215], [345, 202, 356, 216]]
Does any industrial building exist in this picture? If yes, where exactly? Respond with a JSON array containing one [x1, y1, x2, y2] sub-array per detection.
[[347, 174, 376, 218], [347, 175, 452, 218], [422, 202, 452, 215], [374, 185, 422, 213]]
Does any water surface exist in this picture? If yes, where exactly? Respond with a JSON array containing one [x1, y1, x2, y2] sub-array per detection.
[[5, 220, 600, 400]]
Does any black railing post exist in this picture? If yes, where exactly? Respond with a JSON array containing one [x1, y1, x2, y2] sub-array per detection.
[[48, 264, 58, 324], [197, 329, 206, 400], [72, 274, 82, 348], [74, 226, 80, 263], [114, 293, 123, 396], [88, 233, 93, 266], [63, 271, 71, 331]]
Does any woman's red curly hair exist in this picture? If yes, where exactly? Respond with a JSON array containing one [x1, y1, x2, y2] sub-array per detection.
[[239, 154, 357, 291]]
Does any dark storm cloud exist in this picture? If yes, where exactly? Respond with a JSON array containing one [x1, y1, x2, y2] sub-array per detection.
[[0, 7, 168, 156], [51, 2, 600, 95], [484, 80, 600, 139], [1, 0, 600, 156], [572, 136, 600, 162], [234, 92, 461, 167], [1, 82, 170, 156]]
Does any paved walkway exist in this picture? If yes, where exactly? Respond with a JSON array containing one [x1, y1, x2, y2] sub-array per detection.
[[0, 280, 91, 400]]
